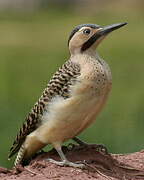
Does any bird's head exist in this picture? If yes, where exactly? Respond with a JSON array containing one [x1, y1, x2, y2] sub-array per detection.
[[68, 23, 127, 55]]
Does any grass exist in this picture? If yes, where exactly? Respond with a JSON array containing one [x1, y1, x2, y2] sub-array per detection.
[[0, 7, 144, 168]]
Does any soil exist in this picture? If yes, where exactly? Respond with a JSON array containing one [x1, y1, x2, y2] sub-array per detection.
[[0, 144, 144, 180]]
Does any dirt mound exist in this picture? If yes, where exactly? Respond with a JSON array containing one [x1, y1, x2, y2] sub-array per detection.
[[1, 144, 144, 180]]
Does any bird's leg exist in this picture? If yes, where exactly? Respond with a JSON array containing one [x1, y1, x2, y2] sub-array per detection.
[[72, 137, 88, 146], [46, 145, 85, 169], [72, 137, 108, 154]]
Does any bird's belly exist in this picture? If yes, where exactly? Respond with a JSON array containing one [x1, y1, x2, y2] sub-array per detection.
[[35, 86, 110, 145]]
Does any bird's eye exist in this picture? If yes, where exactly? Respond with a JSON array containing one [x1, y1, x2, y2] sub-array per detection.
[[83, 29, 91, 35]]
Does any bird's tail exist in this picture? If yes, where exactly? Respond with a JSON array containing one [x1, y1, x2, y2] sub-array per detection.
[[14, 144, 26, 166]]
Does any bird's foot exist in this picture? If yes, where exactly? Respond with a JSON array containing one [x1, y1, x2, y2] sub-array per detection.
[[80, 143, 108, 154], [46, 158, 85, 169], [72, 137, 108, 154], [86, 143, 108, 154], [69, 142, 108, 155]]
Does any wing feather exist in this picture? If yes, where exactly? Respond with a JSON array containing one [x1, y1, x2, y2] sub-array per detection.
[[8, 60, 80, 158]]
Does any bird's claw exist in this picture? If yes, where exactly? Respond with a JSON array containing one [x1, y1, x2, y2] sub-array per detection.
[[93, 144, 108, 154], [76, 143, 108, 155], [46, 158, 85, 169]]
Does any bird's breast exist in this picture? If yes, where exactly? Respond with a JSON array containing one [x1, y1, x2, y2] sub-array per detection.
[[73, 60, 112, 97], [35, 76, 111, 144], [35, 57, 112, 144]]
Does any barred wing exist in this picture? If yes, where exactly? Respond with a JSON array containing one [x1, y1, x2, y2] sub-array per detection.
[[8, 60, 80, 158]]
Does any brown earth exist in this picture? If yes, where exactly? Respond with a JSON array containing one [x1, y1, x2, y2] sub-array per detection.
[[0, 144, 144, 180]]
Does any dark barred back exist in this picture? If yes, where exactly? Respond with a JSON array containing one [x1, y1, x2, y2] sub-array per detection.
[[9, 60, 81, 158]]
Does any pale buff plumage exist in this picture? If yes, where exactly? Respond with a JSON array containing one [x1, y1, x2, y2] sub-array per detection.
[[9, 23, 126, 167]]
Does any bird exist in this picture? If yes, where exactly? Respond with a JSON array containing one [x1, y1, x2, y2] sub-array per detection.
[[8, 22, 127, 168]]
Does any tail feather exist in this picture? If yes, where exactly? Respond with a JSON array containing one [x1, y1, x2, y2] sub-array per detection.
[[8, 142, 23, 160], [14, 144, 25, 166]]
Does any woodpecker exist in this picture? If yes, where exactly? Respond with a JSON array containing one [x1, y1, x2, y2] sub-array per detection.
[[9, 22, 127, 168]]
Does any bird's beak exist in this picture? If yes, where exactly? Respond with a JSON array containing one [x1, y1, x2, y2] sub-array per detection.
[[98, 22, 127, 36], [81, 22, 127, 52]]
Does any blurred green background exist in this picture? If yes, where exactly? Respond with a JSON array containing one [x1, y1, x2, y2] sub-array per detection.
[[0, 0, 144, 168]]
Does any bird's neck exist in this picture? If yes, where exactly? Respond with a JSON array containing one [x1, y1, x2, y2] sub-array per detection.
[[70, 49, 101, 64]]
